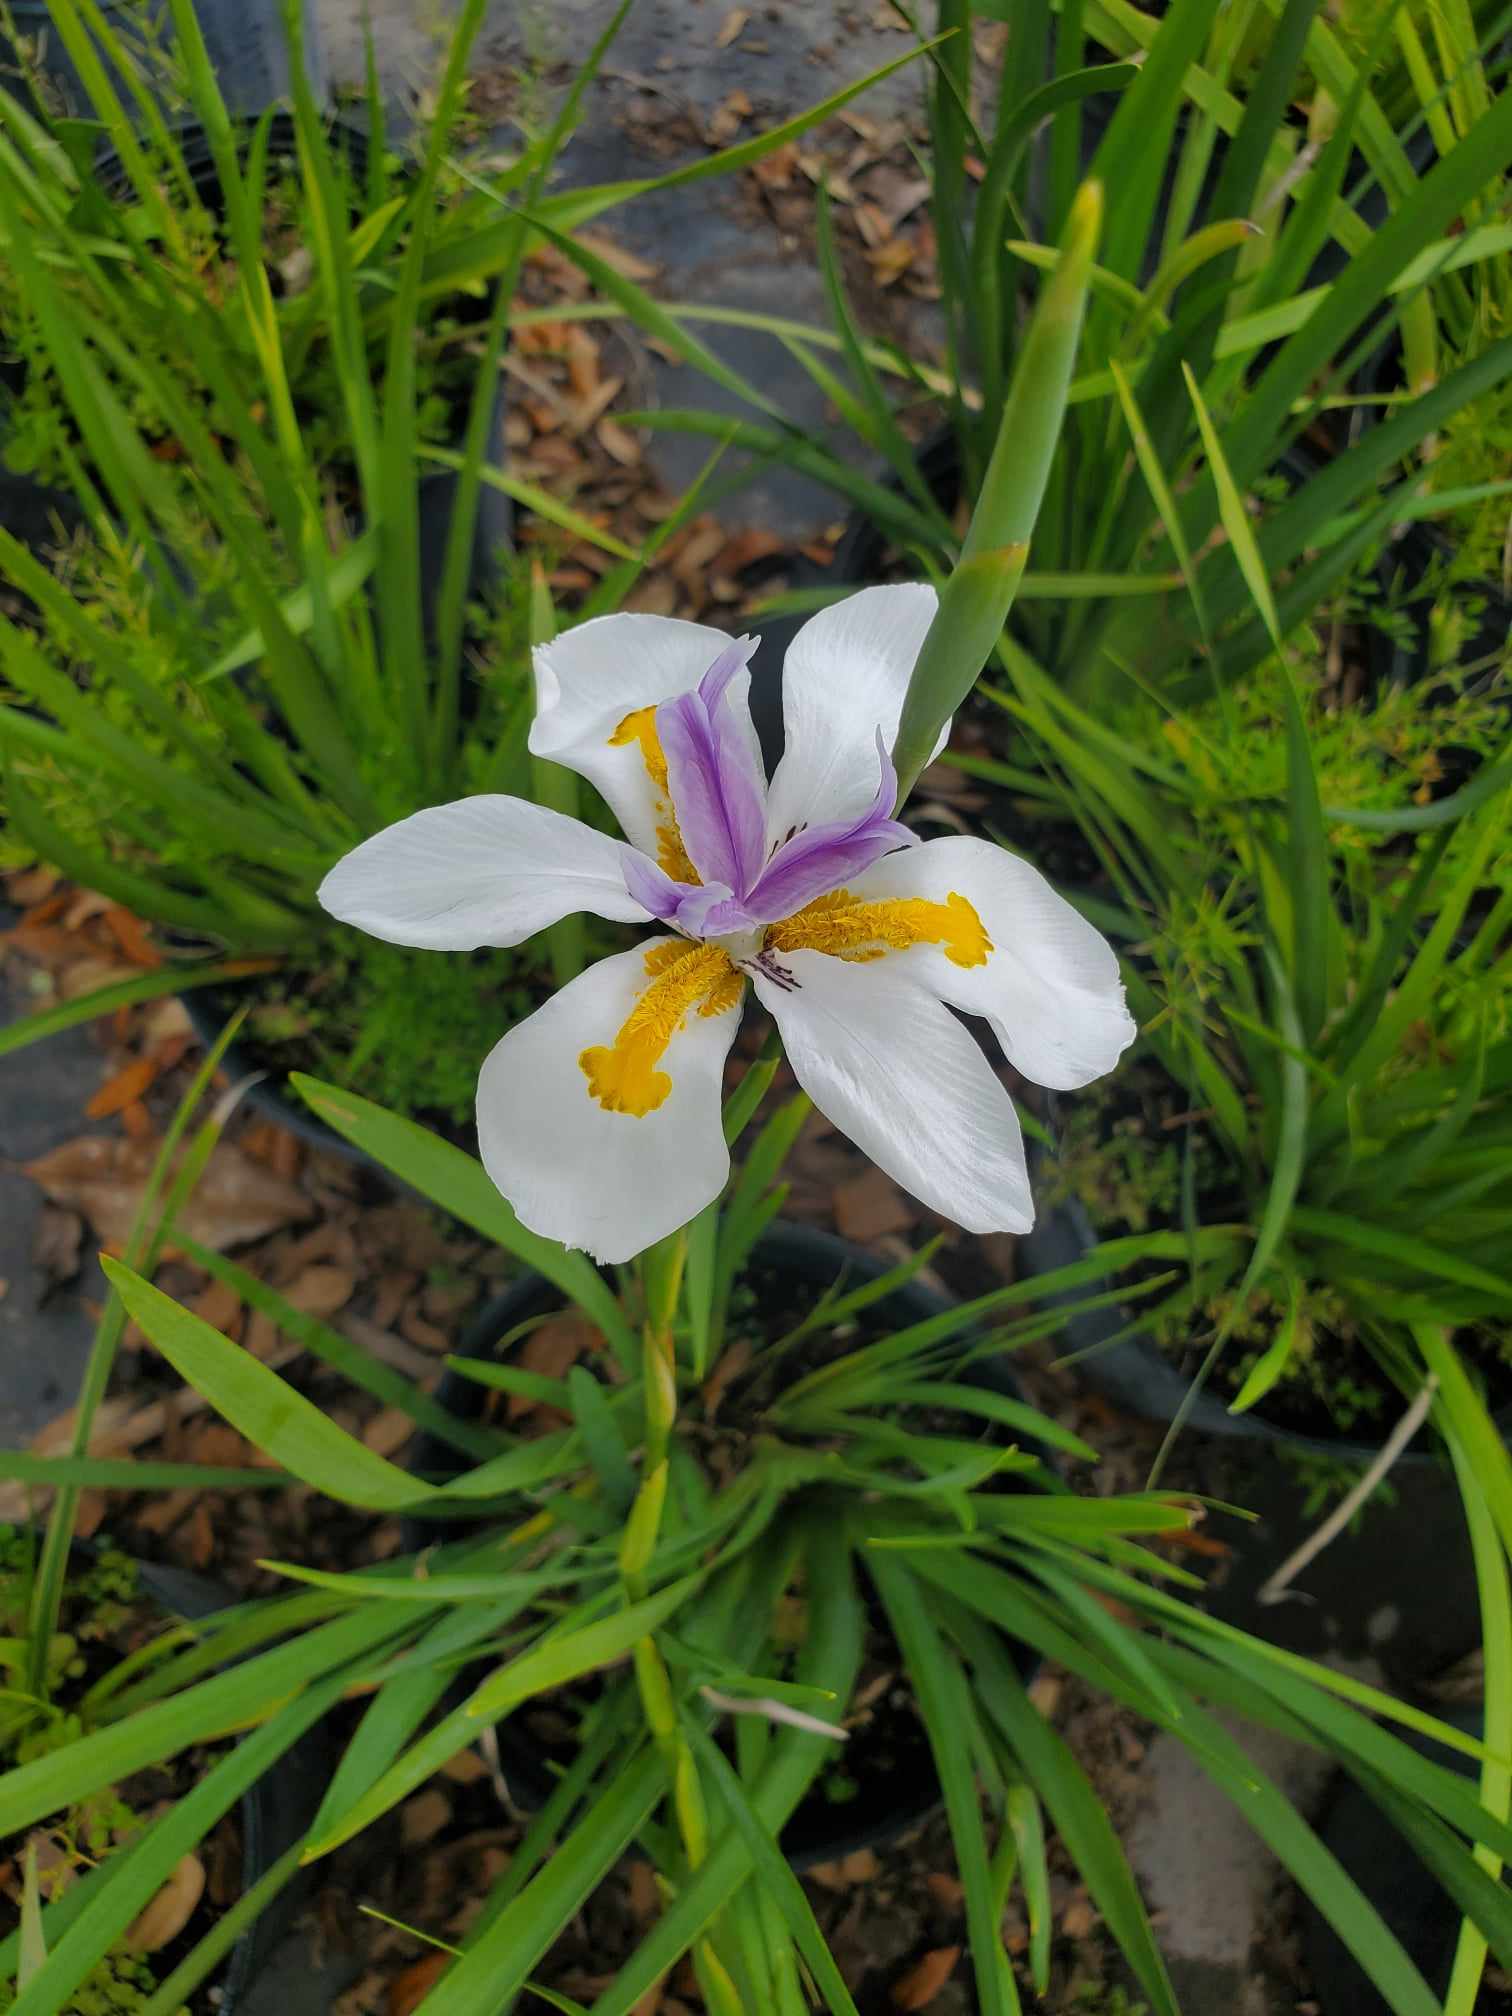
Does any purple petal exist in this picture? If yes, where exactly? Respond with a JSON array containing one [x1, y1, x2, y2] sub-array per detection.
[[671, 882, 758, 938], [698, 635, 754, 712], [619, 846, 683, 920], [656, 638, 768, 898], [744, 731, 916, 922]]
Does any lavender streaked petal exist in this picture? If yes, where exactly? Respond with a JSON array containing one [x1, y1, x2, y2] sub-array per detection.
[[619, 845, 684, 920], [743, 727, 914, 921], [697, 634, 758, 712], [673, 882, 758, 938], [657, 650, 769, 897], [743, 815, 916, 922], [866, 726, 900, 819]]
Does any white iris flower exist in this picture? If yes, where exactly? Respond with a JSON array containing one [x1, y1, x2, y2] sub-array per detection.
[[319, 587, 1135, 1261]]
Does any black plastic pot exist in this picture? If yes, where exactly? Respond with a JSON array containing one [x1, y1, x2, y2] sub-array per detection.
[[179, 983, 380, 1167], [1017, 1131, 1512, 1469], [1301, 1702, 1483, 2015], [0, 0, 326, 127], [405, 1220, 1042, 1870], [23, 1547, 330, 2008], [1354, 338, 1512, 697], [1014, 1173, 1450, 1468]]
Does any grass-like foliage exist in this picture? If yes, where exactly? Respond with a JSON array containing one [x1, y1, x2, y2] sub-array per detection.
[[6, 1072, 1512, 2016]]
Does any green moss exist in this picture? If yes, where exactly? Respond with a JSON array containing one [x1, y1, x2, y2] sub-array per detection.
[[0, 1950, 185, 2016], [237, 919, 627, 1128]]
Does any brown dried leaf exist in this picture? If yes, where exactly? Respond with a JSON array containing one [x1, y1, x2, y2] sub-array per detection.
[[853, 200, 893, 248], [563, 324, 601, 400], [714, 5, 749, 46], [568, 374, 625, 436], [341, 1314, 435, 1380], [422, 1277, 476, 1324], [891, 1946, 961, 2010], [371, 1270, 419, 1332], [701, 1338, 751, 1425], [240, 1121, 303, 1181], [440, 1746, 490, 1786], [597, 417, 641, 466], [362, 1407, 416, 1458], [1027, 1670, 1062, 1719], [708, 86, 752, 144], [832, 1166, 915, 1244], [59, 955, 134, 999], [400, 1788, 452, 1845], [135, 1487, 197, 1536], [716, 529, 783, 574], [574, 231, 658, 282], [1061, 1891, 1098, 1940], [866, 236, 918, 288], [6, 865, 58, 904], [925, 1872, 965, 1910], [22, 1136, 312, 1253], [189, 1278, 242, 1338], [628, 1856, 660, 1924], [32, 1205, 83, 1290], [186, 1422, 249, 1468], [399, 1308, 450, 1356], [625, 575, 677, 616], [127, 1853, 205, 1951], [510, 1312, 597, 1419], [100, 906, 161, 969], [184, 1498, 215, 1568], [245, 1310, 282, 1362], [807, 1847, 880, 1891], [284, 1263, 356, 1319], [63, 889, 111, 930], [387, 1954, 452, 2016], [671, 522, 726, 587]]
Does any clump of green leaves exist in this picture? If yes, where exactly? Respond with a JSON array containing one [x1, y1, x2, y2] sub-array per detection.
[[1010, 619, 1512, 1442], [0, 1531, 188, 2009], [16, 1070, 1503, 2016]]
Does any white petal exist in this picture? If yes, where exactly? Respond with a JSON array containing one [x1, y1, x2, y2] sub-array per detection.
[[318, 796, 653, 950], [530, 613, 735, 854], [764, 585, 943, 844], [478, 941, 746, 1264], [845, 835, 1136, 1090], [754, 950, 1032, 1233]]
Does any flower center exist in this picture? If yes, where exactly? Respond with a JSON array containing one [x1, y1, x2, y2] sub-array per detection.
[[764, 887, 992, 967], [580, 941, 744, 1117], [609, 706, 701, 885]]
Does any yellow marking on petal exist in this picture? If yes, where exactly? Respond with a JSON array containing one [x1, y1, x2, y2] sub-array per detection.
[[580, 943, 743, 1117], [609, 706, 670, 791], [609, 706, 700, 885], [654, 823, 700, 883], [766, 887, 992, 968]]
